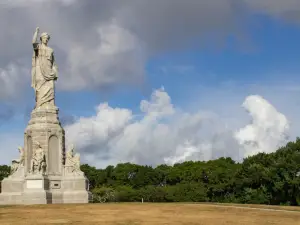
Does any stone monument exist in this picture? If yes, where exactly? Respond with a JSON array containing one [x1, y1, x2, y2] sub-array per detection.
[[0, 27, 92, 205]]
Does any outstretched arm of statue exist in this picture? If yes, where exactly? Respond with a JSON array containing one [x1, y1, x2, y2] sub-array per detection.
[[32, 27, 40, 49]]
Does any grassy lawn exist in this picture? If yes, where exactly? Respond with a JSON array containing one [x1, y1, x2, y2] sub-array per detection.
[[0, 203, 299, 225]]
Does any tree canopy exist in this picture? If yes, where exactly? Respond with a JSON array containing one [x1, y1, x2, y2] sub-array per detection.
[[1, 138, 300, 205]]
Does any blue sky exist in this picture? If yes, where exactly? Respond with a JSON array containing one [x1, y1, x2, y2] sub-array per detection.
[[56, 16, 300, 114], [0, 1, 300, 167]]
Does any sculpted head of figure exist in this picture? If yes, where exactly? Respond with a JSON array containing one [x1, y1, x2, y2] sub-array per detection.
[[34, 141, 41, 149], [40, 32, 50, 45]]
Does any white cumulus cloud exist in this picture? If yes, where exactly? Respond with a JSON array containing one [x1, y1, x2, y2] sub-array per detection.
[[65, 88, 290, 168], [234, 95, 289, 157]]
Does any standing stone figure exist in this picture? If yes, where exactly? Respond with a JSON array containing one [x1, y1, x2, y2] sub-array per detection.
[[31, 27, 58, 109], [11, 147, 25, 175], [30, 142, 46, 175]]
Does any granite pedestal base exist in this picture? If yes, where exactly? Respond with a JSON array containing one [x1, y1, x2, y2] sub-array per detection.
[[22, 175, 52, 205], [62, 176, 92, 203], [0, 172, 24, 205], [0, 173, 92, 205]]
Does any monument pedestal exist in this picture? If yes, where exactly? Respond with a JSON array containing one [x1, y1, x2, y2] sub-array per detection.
[[0, 106, 92, 205], [62, 172, 92, 203], [22, 175, 52, 205], [0, 166, 25, 205], [0, 178, 24, 205]]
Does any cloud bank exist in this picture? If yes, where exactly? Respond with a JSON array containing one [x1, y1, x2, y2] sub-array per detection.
[[65, 88, 290, 168], [1, 0, 300, 98]]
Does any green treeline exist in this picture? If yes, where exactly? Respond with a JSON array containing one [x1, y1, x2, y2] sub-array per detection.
[[1, 138, 300, 205]]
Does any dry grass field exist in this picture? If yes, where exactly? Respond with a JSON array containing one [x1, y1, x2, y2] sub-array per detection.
[[0, 203, 299, 225]]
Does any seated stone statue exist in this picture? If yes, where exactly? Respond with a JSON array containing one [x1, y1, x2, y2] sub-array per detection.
[[65, 144, 82, 175], [11, 146, 25, 175], [30, 142, 46, 175]]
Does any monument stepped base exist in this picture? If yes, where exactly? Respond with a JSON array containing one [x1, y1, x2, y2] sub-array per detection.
[[0, 174, 92, 205], [0, 192, 23, 205]]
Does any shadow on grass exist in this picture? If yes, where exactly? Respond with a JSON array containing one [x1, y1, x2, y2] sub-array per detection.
[[0, 205, 17, 208]]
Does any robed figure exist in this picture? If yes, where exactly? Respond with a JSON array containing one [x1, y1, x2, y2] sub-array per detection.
[[30, 142, 46, 175], [11, 147, 25, 175], [31, 27, 58, 109]]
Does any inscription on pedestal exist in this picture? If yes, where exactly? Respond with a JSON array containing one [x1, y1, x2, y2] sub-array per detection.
[[26, 180, 43, 189]]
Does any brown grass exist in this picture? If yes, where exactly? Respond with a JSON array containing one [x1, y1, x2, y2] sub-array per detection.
[[0, 203, 299, 225], [198, 202, 300, 211]]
